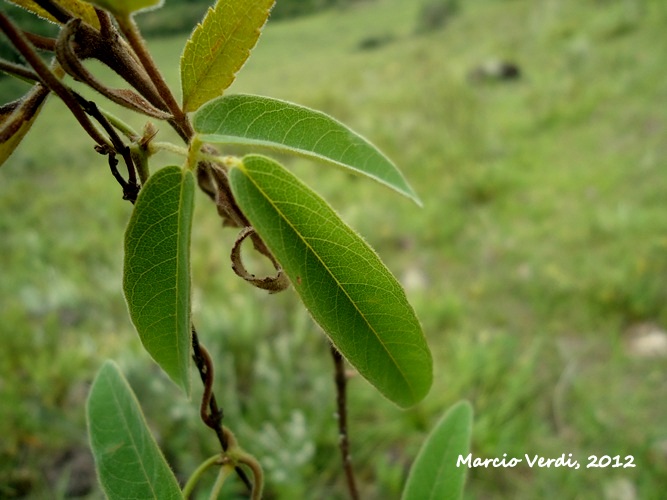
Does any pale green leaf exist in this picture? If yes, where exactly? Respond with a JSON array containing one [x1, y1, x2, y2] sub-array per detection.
[[86, 0, 162, 17], [123, 166, 194, 394], [180, 0, 275, 112], [1, 85, 49, 167], [193, 94, 421, 204], [87, 361, 183, 499], [229, 155, 432, 408], [7, 0, 101, 28], [402, 401, 473, 500]]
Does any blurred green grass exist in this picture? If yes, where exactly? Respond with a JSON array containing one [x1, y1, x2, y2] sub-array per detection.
[[2, 0, 667, 497]]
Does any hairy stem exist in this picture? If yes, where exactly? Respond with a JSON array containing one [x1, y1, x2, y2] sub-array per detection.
[[182, 454, 223, 498], [183, 455, 222, 498], [331, 346, 359, 500], [152, 141, 189, 158], [23, 32, 56, 51], [0, 58, 39, 83], [209, 463, 235, 500], [236, 452, 264, 500], [101, 110, 140, 141]]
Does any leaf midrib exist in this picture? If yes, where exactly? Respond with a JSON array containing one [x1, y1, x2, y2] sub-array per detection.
[[108, 374, 158, 496], [183, 3, 268, 109], [238, 164, 418, 401]]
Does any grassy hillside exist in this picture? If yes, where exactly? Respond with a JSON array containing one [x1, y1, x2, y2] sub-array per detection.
[[1, 0, 666, 497]]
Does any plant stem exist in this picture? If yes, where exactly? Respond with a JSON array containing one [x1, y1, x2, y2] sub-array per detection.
[[152, 141, 190, 158], [182, 454, 222, 499], [0, 58, 39, 83], [100, 110, 140, 141], [236, 452, 264, 500], [23, 32, 56, 51], [208, 464, 234, 500], [115, 15, 193, 141], [191, 327, 253, 492], [0, 13, 110, 149], [75, 96, 137, 187], [331, 346, 359, 500]]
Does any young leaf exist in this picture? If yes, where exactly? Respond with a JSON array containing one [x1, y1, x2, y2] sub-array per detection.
[[402, 401, 473, 500], [87, 0, 163, 17], [180, 0, 275, 113], [1, 85, 49, 167], [87, 361, 183, 499], [229, 155, 432, 408], [123, 166, 194, 395], [193, 94, 421, 204], [8, 0, 101, 28]]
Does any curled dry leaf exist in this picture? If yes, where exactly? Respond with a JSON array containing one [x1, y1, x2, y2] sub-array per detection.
[[1, 84, 50, 167], [55, 19, 171, 119], [231, 226, 290, 293]]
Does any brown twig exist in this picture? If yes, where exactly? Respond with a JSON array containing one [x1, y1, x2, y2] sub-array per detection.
[[56, 20, 172, 120], [77, 95, 141, 202], [0, 58, 39, 82], [331, 346, 359, 500], [115, 15, 193, 141], [0, 12, 110, 149], [191, 326, 253, 492], [23, 32, 56, 52]]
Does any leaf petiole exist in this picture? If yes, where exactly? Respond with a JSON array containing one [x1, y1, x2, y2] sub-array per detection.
[[153, 141, 190, 158], [209, 464, 235, 500], [182, 453, 224, 498]]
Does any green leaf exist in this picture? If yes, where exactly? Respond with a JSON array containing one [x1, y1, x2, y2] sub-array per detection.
[[8, 0, 101, 28], [229, 155, 432, 408], [180, 0, 275, 112], [1, 85, 49, 167], [87, 361, 183, 499], [193, 94, 421, 204], [123, 166, 194, 394], [87, 0, 162, 17], [402, 401, 473, 500]]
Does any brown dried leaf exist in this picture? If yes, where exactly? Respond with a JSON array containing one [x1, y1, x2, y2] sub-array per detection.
[[0, 84, 50, 167]]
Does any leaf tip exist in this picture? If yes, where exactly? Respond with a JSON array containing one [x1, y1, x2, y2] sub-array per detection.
[[409, 190, 424, 208]]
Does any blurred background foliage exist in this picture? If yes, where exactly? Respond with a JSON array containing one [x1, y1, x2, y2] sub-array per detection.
[[1, 0, 667, 498]]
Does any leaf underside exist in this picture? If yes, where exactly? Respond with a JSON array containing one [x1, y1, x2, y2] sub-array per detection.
[[194, 94, 421, 204], [87, 361, 183, 499], [229, 155, 432, 408], [123, 166, 194, 395], [180, 0, 275, 112], [8, 0, 101, 28], [88, 0, 163, 17], [0, 85, 49, 168], [402, 401, 473, 500]]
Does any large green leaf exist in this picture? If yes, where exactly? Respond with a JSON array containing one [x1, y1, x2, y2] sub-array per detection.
[[1, 85, 49, 167], [229, 155, 432, 408], [87, 0, 163, 17], [123, 166, 194, 394], [87, 361, 183, 499], [402, 401, 473, 500], [180, 0, 275, 112], [193, 94, 421, 204]]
